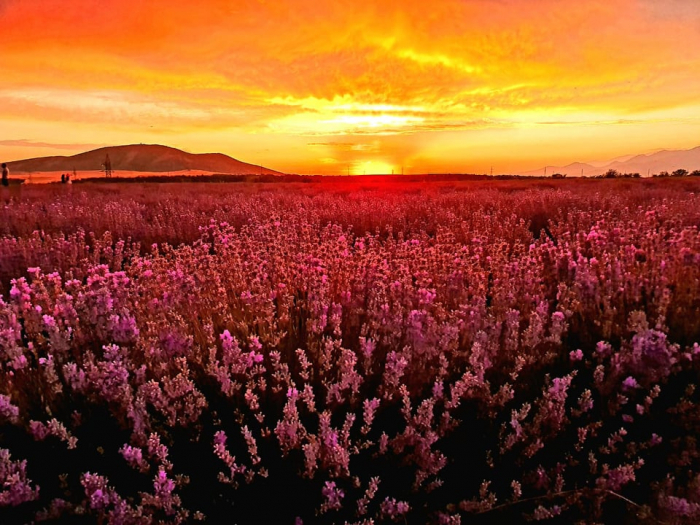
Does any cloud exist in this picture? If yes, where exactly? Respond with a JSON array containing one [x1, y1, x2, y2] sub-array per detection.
[[0, 0, 699, 172], [307, 142, 358, 147], [0, 88, 307, 132], [3, 0, 699, 114], [0, 139, 107, 150], [308, 142, 381, 152]]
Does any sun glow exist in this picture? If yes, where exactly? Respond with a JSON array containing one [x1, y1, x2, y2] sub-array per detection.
[[352, 160, 396, 175], [266, 96, 429, 136], [323, 114, 424, 130]]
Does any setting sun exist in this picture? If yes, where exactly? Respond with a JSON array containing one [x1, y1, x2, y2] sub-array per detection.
[[354, 160, 396, 175]]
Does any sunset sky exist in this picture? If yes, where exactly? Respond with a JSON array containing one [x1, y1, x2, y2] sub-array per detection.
[[1, 0, 700, 174]]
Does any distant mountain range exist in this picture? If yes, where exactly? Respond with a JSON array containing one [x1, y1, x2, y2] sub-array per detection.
[[7, 144, 283, 175], [522, 145, 700, 177]]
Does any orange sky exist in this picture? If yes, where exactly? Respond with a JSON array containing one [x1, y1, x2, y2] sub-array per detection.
[[1, 0, 700, 174]]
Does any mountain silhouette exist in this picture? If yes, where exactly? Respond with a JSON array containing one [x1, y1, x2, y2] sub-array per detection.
[[522, 145, 700, 177], [6, 144, 283, 175]]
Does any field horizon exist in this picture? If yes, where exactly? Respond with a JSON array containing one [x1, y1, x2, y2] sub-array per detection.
[[5, 143, 700, 181]]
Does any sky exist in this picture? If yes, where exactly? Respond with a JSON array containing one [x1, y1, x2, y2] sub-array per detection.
[[1, 0, 700, 175]]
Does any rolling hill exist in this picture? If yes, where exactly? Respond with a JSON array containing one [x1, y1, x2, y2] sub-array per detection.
[[6, 144, 284, 175]]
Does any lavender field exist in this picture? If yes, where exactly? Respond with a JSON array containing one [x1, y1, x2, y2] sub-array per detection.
[[2, 179, 700, 524]]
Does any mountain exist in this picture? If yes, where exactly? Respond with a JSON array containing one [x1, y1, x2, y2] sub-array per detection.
[[587, 152, 643, 168], [522, 145, 700, 177], [602, 147, 700, 176], [6, 144, 284, 175]]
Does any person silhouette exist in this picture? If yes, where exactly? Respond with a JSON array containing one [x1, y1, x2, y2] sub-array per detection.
[[2, 163, 9, 203], [61, 173, 66, 184]]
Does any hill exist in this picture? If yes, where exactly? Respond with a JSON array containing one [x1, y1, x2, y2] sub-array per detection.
[[6, 144, 284, 175]]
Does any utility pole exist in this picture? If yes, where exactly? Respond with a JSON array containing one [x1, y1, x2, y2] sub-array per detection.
[[104, 154, 112, 178]]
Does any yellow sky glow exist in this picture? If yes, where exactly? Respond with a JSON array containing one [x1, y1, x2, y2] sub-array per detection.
[[1, 0, 700, 174]]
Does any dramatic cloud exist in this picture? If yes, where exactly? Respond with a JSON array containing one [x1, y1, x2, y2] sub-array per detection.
[[1, 0, 700, 173]]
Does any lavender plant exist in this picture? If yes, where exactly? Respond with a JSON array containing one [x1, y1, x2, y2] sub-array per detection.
[[1, 179, 700, 523]]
